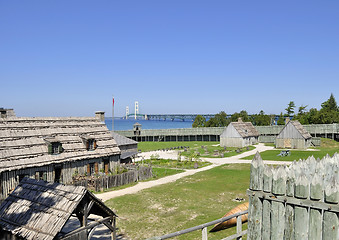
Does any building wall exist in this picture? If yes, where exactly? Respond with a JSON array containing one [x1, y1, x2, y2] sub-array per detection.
[[276, 138, 308, 149], [0, 155, 120, 200]]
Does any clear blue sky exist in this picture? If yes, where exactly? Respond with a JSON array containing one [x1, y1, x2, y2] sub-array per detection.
[[1, 1, 338, 117]]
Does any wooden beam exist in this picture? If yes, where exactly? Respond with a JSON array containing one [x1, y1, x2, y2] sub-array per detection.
[[57, 217, 112, 239]]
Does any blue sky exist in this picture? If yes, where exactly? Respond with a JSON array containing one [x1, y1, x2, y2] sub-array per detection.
[[1, 1, 338, 117]]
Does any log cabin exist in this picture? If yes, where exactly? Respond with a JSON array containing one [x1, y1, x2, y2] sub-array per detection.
[[0, 111, 121, 200]]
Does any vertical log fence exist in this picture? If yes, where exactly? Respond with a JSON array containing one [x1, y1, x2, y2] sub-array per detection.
[[247, 151, 339, 239], [73, 166, 152, 192]]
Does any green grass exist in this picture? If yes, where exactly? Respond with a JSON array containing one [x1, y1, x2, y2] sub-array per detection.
[[180, 145, 255, 158], [242, 138, 339, 161], [106, 164, 250, 240], [141, 158, 211, 169], [138, 141, 219, 152], [148, 167, 185, 180]]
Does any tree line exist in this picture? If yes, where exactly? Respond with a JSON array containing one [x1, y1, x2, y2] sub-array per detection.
[[192, 93, 339, 128]]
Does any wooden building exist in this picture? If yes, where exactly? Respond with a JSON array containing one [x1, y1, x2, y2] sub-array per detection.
[[0, 177, 117, 240], [220, 118, 259, 148], [0, 112, 121, 200], [275, 120, 312, 149], [111, 132, 138, 163]]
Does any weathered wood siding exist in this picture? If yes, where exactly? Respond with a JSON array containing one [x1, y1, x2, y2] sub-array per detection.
[[0, 155, 120, 200], [247, 152, 339, 239]]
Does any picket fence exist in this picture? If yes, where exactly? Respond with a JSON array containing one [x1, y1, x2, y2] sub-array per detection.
[[247, 152, 339, 239], [73, 166, 152, 192]]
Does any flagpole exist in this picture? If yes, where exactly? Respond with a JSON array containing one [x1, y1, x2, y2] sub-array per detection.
[[112, 96, 114, 131]]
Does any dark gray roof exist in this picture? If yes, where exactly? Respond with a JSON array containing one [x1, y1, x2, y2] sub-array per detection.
[[111, 131, 138, 146], [0, 117, 120, 173], [231, 121, 259, 137], [0, 178, 116, 240]]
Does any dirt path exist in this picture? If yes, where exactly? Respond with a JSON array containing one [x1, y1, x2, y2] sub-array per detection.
[[95, 144, 289, 202]]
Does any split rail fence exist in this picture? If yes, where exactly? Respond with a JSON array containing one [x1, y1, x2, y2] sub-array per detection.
[[147, 210, 248, 240], [73, 166, 152, 192], [248, 152, 339, 239]]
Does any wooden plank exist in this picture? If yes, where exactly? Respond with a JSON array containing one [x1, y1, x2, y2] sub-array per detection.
[[270, 201, 285, 239], [261, 199, 270, 240], [249, 152, 264, 191]]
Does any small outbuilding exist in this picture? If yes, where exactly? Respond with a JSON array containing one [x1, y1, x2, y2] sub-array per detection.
[[220, 118, 259, 148], [275, 120, 312, 149], [111, 132, 138, 163], [0, 177, 117, 240]]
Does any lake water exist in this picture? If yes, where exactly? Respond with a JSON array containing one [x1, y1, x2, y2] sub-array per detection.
[[105, 118, 193, 131]]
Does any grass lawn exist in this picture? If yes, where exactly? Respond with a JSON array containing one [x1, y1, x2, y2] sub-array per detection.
[[242, 138, 339, 161], [141, 158, 211, 169], [138, 141, 255, 158], [138, 141, 220, 152], [105, 164, 251, 240]]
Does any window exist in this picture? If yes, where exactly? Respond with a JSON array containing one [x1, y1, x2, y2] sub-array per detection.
[[35, 171, 47, 181], [48, 142, 63, 155], [86, 139, 97, 151], [18, 174, 29, 182]]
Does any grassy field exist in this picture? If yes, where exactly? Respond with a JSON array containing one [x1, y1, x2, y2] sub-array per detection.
[[106, 164, 250, 240], [138, 141, 220, 152], [138, 141, 255, 158], [141, 158, 211, 169], [242, 138, 339, 161]]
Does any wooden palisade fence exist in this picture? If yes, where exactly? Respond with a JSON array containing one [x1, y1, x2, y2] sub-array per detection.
[[247, 151, 339, 239], [73, 166, 152, 192]]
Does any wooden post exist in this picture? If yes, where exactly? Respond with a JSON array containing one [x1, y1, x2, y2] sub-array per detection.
[[248, 152, 264, 240], [271, 167, 286, 240], [323, 176, 339, 240], [236, 215, 242, 240], [294, 174, 309, 240], [202, 227, 207, 240]]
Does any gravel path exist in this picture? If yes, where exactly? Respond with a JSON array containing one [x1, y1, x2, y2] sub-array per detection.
[[95, 143, 290, 202]]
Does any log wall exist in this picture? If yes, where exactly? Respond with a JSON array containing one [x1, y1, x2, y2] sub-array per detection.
[[247, 152, 339, 239]]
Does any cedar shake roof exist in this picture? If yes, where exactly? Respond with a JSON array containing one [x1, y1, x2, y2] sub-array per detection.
[[0, 178, 116, 240], [231, 121, 259, 138], [0, 117, 121, 173], [111, 132, 138, 146], [280, 120, 312, 139]]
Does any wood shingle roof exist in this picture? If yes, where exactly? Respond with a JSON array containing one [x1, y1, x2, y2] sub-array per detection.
[[231, 121, 259, 138], [0, 117, 120, 173], [0, 178, 116, 240]]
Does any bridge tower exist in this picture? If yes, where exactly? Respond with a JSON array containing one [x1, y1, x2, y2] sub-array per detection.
[[125, 106, 129, 119], [134, 101, 139, 120]]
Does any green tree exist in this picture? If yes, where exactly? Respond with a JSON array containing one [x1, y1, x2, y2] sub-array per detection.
[[205, 111, 230, 127], [285, 101, 296, 116], [277, 112, 285, 125], [321, 93, 339, 112], [230, 110, 250, 122], [192, 115, 206, 128], [251, 110, 271, 126], [298, 105, 308, 115]]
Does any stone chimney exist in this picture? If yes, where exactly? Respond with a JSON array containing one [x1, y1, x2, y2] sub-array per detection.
[[238, 117, 243, 123], [285, 117, 290, 124], [0, 108, 16, 118], [95, 111, 105, 122]]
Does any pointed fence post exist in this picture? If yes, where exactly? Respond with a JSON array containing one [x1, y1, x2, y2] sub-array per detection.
[[271, 166, 286, 240], [323, 176, 339, 240], [262, 166, 272, 240], [248, 152, 264, 240], [309, 172, 323, 240], [294, 174, 309, 240]]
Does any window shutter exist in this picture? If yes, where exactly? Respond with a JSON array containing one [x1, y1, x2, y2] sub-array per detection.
[[58, 144, 64, 153], [94, 140, 97, 149], [95, 162, 98, 174], [86, 141, 89, 150], [48, 144, 53, 154], [87, 164, 90, 175]]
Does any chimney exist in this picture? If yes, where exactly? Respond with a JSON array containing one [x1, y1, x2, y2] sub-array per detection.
[[0, 108, 16, 118], [238, 117, 243, 123], [95, 111, 105, 122], [285, 117, 290, 124]]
